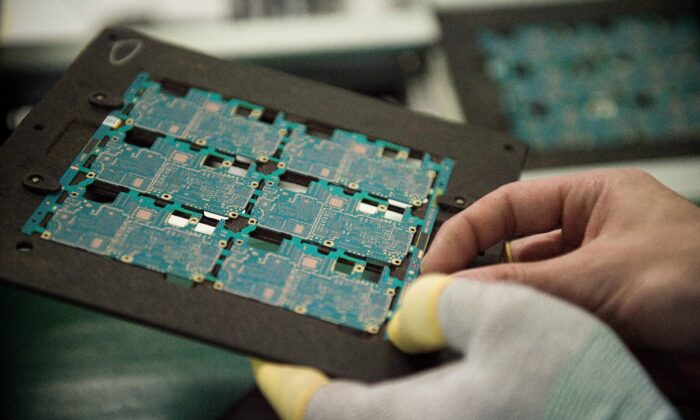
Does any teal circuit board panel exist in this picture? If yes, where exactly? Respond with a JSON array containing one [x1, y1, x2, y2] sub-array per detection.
[[22, 72, 453, 334], [477, 15, 700, 151]]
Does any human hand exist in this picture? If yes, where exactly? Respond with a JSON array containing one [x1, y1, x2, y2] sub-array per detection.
[[252, 274, 676, 420], [423, 169, 700, 355]]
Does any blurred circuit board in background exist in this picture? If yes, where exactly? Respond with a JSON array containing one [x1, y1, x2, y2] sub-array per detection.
[[477, 15, 700, 152], [439, 2, 700, 168]]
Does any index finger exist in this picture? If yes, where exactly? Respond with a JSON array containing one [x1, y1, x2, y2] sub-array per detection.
[[422, 171, 607, 273]]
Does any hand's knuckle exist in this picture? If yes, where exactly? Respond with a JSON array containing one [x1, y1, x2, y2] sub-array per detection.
[[619, 167, 651, 180], [492, 182, 516, 199], [492, 264, 527, 283], [441, 213, 460, 230]]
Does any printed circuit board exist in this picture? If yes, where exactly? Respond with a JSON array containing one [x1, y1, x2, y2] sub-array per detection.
[[22, 72, 453, 333]]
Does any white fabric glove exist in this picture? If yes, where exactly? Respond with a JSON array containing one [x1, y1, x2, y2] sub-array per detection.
[[253, 274, 678, 420]]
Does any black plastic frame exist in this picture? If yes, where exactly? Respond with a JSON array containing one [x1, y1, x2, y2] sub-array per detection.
[[0, 27, 525, 381], [439, 0, 700, 169]]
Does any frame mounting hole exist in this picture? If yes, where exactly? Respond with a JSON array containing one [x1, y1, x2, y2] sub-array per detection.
[[16, 241, 33, 252]]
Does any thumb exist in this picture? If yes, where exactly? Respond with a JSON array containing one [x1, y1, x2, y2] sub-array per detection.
[[386, 271, 595, 355], [452, 248, 605, 314], [250, 358, 330, 420], [387, 274, 456, 353]]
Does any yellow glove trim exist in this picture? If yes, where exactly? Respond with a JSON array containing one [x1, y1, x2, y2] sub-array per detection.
[[251, 358, 330, 420], [387, 273, 455, 353]]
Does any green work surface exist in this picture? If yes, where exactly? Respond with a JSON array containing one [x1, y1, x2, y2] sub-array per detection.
[[0, 283, 255, 419]]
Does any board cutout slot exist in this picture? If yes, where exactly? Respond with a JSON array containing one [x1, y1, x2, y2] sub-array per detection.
[[69, 171, 88, 186], [286, 114, 336, 140], [159, 78, 191, 97], [122, 103, 134, 115], [248, 226, 291, 253], [279, 171, 315, 193], [249, 226, 291, 245], [124, 126, 160, 148], [225, 216, 249, 233], [334, 258, 356, 275], [56, 191, 69, 204], [362, 262, 384, 283], [38, 212, 54, 228], [166, 210, 192, 228], [260, 108, 279, 124], [194, 214, 220, 235], [234, 106, 253, 118], [304, 239, 333, 255], [203, 155, 224, 168], [139, 192, 171, 208], [83, 154, 97, 169], [388, 286, 402, 311], [305, 121, 335, 140], [381, 148, 398, 159], [389, 253, 410, 281], [83, 180, 129, 204]]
